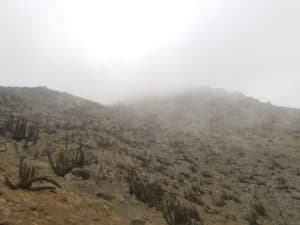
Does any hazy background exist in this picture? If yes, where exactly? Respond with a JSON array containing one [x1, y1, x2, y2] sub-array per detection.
[[0, 0, 299, 108]]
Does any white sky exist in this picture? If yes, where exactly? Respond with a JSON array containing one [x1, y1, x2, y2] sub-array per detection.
[[0, 0, 300, 108]]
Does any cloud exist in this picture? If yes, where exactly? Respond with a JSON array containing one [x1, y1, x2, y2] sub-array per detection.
[[0, 0, 299, 108]]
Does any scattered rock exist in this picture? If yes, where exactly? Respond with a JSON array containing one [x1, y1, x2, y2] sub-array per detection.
[[28, 203, 39, 211], [11, 205, 25, 213], [103, 204, 111, 216], [64, 173, 79, 182], [7, 196, 22, 204], [71, 168, 92, 180], [96, 192, 115, 201]]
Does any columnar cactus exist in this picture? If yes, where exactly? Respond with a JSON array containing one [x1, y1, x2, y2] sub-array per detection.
[[5, 158, 61, 191], [47, 151, 74, 177]]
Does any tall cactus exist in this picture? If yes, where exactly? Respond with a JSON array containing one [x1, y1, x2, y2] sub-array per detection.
[[18, 158, 36, 188], [73, 139, 85, 168], [2, 115, 39, 142], [47, 138, 95, 177], [5, 158, 61, 191], [47, 151, 74, 177], [12, 118, 27, 141]]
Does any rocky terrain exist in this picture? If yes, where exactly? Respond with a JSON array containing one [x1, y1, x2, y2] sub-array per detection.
[[0, 86, 299, 225]]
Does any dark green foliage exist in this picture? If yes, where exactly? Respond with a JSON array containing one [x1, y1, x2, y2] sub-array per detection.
[[18, 157, 35, 188], [72, 139, 85, 168], [254, 202, 266, 217], [128, 175, 203, 225], [47, 139, 98, 177], [47, 151, 74, 177], [10, 117, 27, 141], [5, 158, 60, 191], [2, 115, 39, 142], [161, 195, 203, 225]]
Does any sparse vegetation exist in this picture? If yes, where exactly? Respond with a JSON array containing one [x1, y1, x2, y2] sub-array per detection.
[[0, 86, 300, 225]]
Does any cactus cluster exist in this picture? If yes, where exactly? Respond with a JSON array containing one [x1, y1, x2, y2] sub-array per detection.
[[47, 138, 99, 177], [2, 115, 39, 142], [47, 150, 74, 177], [72, 139, 85, 168], [5, 158, 61, 191], [128, 173, 203, 225]]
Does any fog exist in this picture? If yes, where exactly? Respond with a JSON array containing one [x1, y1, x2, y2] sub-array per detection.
[[0, 0, 299, 108]]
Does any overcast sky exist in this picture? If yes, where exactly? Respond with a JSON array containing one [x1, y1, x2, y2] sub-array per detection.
[[0, 0, 299, 108]]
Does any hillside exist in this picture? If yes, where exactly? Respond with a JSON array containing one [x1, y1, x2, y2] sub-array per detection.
[[0, 86, 299, 225]]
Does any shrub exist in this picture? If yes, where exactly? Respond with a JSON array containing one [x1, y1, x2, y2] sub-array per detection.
[[129, 176, 165, 209], [161, 195, 203, 225], [254, 202, 266, 217], [246, 211, 258, 225]]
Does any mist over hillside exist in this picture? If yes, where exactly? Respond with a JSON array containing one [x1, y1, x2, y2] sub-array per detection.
[[0, 86, 299, 225], [1, 1, 300, 224]]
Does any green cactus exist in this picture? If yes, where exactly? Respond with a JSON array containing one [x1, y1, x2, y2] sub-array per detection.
[[5, 158, 61, 191], [47, 151, 74, 177], [47, 138, 97, 177], [3, 115, 39, 142]]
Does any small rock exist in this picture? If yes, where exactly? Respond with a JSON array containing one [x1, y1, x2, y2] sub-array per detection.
[[64, 173, 79, 182], [0, 220, 10, 225], [96, 192, 115, 201], [0, 197, 7, 205], [71, 168, 91, 180], [1, 207, 11, 217], [11, 205, 25, 213], [28, 203, 38, 211], [131, 219, 146, 225], [103, 205, 111, 216], [90, 217, 99, 222], [8, 196, 22, 204]]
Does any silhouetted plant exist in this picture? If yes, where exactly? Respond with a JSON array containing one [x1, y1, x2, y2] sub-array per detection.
[[72, 139, 85, 168], [47, 150, 74, 177], [5, 158, 60, 191], [2, 115, 39, 142], [254, 202, 266, 217], [48, 139, 97, 177]]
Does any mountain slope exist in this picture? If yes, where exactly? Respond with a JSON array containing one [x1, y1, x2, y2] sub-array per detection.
[[0, 86, 299, 225]]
